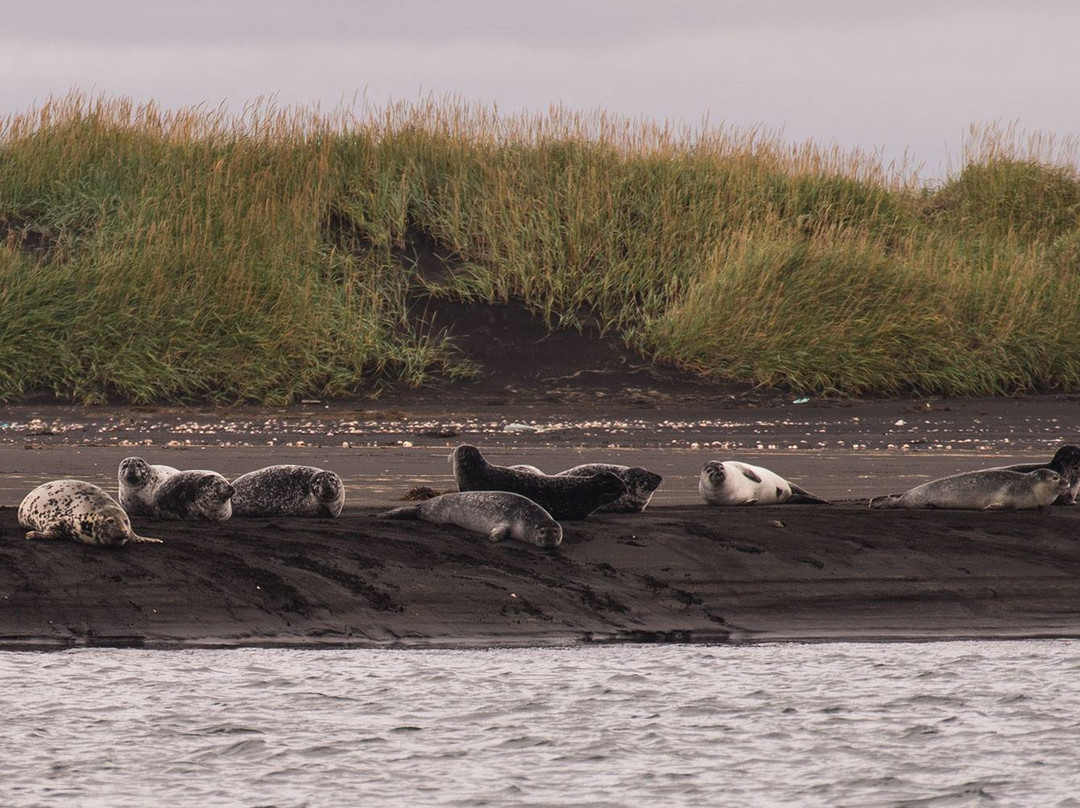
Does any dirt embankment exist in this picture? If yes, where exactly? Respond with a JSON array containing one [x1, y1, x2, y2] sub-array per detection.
[[2, 502, 1080, 649]]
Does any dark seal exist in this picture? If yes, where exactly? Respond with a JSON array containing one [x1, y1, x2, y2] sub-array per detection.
[[555, 463, 663, 513], [231, 465, 345, 518], [151, 470, 234, 521], [452, 445, 625, 520], [380, 491, 563, 547], [993, 445, 1080, 505]]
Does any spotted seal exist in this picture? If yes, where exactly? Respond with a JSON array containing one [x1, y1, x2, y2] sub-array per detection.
[[379, 491, 562, 547], [117, 457, 179, 517], [869, 468, 1068, 510], [230, 465, 345, 518], [989, 445, 1080, 506], [18, 480, 162, 546], [452, 445, 625, 520], [151, 470, 234, 521], [511, 462, 663, 513], [699, 461, 829, 506]]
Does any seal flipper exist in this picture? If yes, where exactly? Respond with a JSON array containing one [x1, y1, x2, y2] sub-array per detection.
[[487, 525, 511, 543], [378, 505, 421, 519], [26, 527, 66, 541], [128, 534, 164, 544], [740, 467, 763, 483], [787, 483, 830, 505], [869, 494, 902, 509]]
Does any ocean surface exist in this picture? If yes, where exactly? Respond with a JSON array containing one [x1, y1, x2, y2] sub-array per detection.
[[3, 641, 1080, 807]]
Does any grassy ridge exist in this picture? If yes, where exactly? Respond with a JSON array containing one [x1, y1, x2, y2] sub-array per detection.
[[2, 95, 1079, 402]]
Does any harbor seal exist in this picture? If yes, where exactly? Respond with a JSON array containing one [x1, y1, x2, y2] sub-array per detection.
[[117, 457, 179, 516], [869, 468, 1068, 510], [512, 462, 663, 513], [151, 470, 234, 521], [379, 491, 562, 548], [18, 480, 162, 546], [699, 461, 829, 505], [452, 445, 625, 520], [231, 465, 345, 518], [990, 445, 1080, 505]]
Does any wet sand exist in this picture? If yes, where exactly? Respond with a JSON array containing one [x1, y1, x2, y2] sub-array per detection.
[[1, 394, 1078, 648]]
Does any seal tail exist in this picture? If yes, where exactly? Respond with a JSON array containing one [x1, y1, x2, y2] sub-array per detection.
[[378, 505, 421, 519], [787, 484, 830, 505], [128, 534, 164, 544]]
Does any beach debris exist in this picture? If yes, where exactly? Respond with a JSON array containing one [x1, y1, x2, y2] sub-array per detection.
[[768, 520, 785, 528], [503, 422, 539, 434], [400, 485, 440, 501], [792, 397, 810, 405]]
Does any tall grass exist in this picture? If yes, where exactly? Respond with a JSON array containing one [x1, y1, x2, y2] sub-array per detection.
[[1, 93, 1079, 402]]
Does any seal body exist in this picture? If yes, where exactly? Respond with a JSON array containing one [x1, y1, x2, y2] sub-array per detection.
[[869, 468, 1068, 510], [452, 445, 625, 520], [556, 463, 663, 513], [117, 457, 179, 516], [380, 491, 563, 548], [151, 470, 234, 521], [18, 480, 161, 546], [699, 461, 829, 506], [993, 445, 1080, 505], [231, 465, 345, 518]]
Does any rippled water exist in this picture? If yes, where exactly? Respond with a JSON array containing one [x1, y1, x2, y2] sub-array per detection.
[[4, 642, 1080, 807]]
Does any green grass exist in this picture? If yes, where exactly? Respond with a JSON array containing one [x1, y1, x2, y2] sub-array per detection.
[[2, 93, 1080, 402]]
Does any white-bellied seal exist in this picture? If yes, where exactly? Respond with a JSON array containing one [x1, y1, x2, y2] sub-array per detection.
[[869, 468, 1068, 510], [230, 465, 344, 518], [379, 491, 562, 547], [151, 470, 234, 521], [117, 457, 179, 517], [18, 480, 162, 546], [699, 461, 829, 506], [452, 445, 625, 520], [989, 445, 1080, 506], [512, 462, 663, 513]]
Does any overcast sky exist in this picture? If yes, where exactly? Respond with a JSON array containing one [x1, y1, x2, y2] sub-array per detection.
[[3, 0, 1079, 177]]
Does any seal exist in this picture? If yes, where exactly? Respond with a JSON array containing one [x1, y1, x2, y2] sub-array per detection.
[[869, 468, 1068, 510], [512, 462, 663, 513], [230, 465, 345, 518], [452, 445, 625, 520], [117, 457, 179, 517], [699, 461, 829, 505], [379, 491, 562, 548], [151, 470, 235, 521], [18, 480, 162, 546], [991, 445, 1080, 506]]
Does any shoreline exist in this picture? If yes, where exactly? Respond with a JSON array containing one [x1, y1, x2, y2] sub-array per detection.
[[3, 503, 1080, 650]]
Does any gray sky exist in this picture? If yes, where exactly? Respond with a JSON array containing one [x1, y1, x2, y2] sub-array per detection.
[[3, 0, 1079, 177]]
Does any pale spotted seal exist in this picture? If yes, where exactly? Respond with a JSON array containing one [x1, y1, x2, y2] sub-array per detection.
[[231, 465, 345, 518], [452, 445, 625, 520], [869, 468, 1068, 510], [699, 461, 829, 506], [151, 470, 234, 521], [379, 491, 562, 547], [511, 462, 663, 513], [989, 445, 1080, 505], [117, 457, 179, 517], [18, 480, 162, 546]]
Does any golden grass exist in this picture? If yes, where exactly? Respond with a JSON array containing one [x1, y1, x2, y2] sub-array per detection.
[[1, 93, 1079, 402]]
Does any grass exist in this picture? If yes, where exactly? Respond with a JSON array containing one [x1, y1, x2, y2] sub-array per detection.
[[2, 93, 1080, 402]]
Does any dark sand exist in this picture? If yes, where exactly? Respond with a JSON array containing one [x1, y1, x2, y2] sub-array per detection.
[[2, 502, 1080, 650], [2, 376, 1079, 649]]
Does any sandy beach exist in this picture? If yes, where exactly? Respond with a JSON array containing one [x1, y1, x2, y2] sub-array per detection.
[[1, 392, 1079, 649]]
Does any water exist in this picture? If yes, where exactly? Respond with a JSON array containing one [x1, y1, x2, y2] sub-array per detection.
[[3, 642, 1080, 807]]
